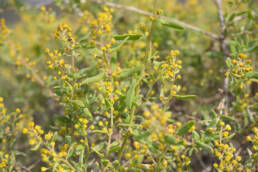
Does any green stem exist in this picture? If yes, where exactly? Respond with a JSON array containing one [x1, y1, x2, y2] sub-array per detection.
[[117, 0, 158, 162]]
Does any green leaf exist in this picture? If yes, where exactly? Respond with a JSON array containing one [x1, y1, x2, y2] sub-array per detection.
[[75, 144, 85, 165], [196, 141, 213, 153], [81, 72, 105, 85], [92, 142, 105, 158], [224, 133, 235, 140], [76, 144, 85, 155], [101, 159, 111, 168], [71, 63, 97, 79], [133, 131, 151, 140], [221, 115, 237, 123], [83, 108, 93, 120], [177, 120, 195, 136], [118, 123, 141, 127], [67, 143, 76, 158], [192, 131, 200, 141], [55, 115, 70, 124], [31, 143, 41, 151], [13, 150, 26, 157], [116, 66, 142, 80], [126, 79, 137, 109], [225, 58, 232, 68], [175, 95, 196, 99], [148, 144, 159, 153], [152, 142, 160, 150], [246, 72, 258, 79], [93, 130, 108, 134], [160, 20, 184, 30], [252, 104, 258, 112], [65, 136, 72, 144], [114, 34, 142, 41], [247, 108, 255, 123], [70, 100, 85, 107], [167, 119, 176, 123], [228, 11, 247, 22], [210, 110, 217, 118], [78, 32, 90, 43], [112, 36, 129, 51], [164, 135, 177, 145], [109, 141, 120, 154], [188, 148, 195, 156], [247, 148, 252, 156]]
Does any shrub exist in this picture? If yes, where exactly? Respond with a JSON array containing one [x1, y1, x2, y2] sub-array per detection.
[[0, 0, 257, 171]]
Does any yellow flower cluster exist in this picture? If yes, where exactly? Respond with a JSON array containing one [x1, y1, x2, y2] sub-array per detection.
[[55, 23, 78, 51], [22, 121, 44, 146], [45, 48, 69, 81], [0, 97, 25, 170], [0, 18, 10, 43], [74, 117, 89, 136], [40, 138, 70, 171], [0, 152, 9, 168], [141, 104, 192, 170], [234, 93, 252, 111], [143, 103, 171, 129], [246, 127, 258, 162], [228, 53, 253, 80], [40, 6, 55, 24], [175, 154, 191, 172], [212, 123, 243, 171], [88, 8, 113, 40], [159, 50, 181, 81]]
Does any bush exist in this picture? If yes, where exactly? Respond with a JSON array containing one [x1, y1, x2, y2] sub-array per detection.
[[0, 0, 257, 171]]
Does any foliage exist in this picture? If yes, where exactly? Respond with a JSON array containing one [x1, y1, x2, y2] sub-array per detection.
[[0, 0, 257, 171]]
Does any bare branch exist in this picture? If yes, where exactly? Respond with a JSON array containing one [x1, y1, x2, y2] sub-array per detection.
[[213, 0, 229, 114], [213, 0, 226, 34], [91, 0, 220, 40]]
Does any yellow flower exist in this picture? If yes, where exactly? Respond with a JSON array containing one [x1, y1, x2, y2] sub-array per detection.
[[223, 131, 229, 137], [134, 141, 140, 149], [29, 138, 36, 145], [44, 132, 52, 141], [225, 124, 231, 131], [162, 159, 167, 167], [16, 108, 21, 113], [239, 53, 247, 59], [22, 128, 28, 134], [246, 136, 252, 141], [41, 167, 48, 172], [236, 156, 242, 161], [125, 153, 131, 159]]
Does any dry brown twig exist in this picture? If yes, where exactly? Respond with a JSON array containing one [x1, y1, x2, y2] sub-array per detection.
[[213, 0, 230, 115]]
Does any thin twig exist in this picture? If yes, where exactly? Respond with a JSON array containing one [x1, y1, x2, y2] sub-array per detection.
[[91, 0, 220, 40], [20, 57, 55, 97], [27, 159, 41, 170], [213, 0, 230, 115], [15, 162, 32, 172]]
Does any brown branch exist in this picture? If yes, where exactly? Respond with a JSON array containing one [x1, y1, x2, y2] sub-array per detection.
[[91, 0, 220, 40], [213, 0, 229, 114]]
